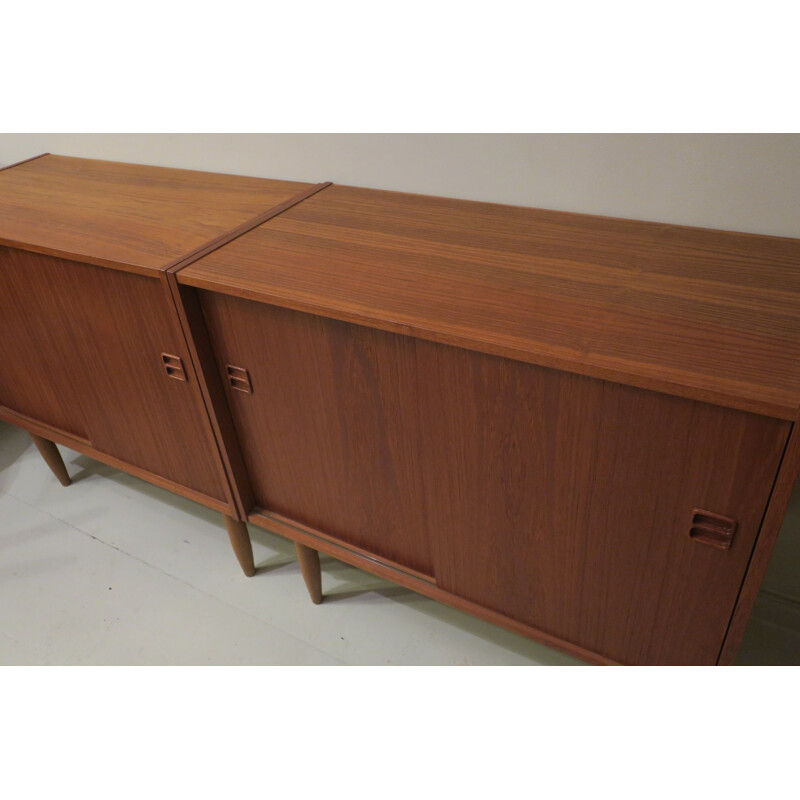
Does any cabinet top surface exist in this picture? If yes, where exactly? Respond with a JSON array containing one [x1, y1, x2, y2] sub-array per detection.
[[0, 154, 312, 273], [179, 184, 800, 420]]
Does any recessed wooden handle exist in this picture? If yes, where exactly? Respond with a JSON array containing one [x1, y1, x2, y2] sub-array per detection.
[[689, 509, 738, 550], [226, 364, 253, 394], [161, 352, 187, 381]]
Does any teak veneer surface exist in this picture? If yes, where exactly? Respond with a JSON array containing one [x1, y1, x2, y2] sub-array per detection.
[[197, 296, 790, 664], [0, 246, 230, 503], [415, 340, 789, 665], [179, 185, 800, 420], [0, 155, 313, 273], [198, 295, 435, 575]]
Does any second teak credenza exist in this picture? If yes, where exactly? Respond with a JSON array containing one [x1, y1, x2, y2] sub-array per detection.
[[2, 154, 799, 665]]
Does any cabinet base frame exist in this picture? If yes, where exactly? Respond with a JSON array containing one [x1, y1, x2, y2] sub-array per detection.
[[1, 406, 233, 515], [247, 509, 620, 666], [3, 413, 261, 577]]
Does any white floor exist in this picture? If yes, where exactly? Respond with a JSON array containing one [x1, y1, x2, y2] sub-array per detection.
[[1, 421, 798, 665]]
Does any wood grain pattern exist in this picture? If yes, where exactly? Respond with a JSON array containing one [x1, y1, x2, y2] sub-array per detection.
[[0, 246, 93, 439], [64, 263, 232, 501], [0, 247, 231, 504], [248, 510, 616, 665], [163, 182, 332, 272], [198, 295, 435, 576], [0, 155, 313, 274], [179, 184, 800, 420], [196, 293, 788, 663], [416, 341, 789, 665]]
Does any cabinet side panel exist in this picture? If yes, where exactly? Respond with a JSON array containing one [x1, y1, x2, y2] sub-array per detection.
[[718, 422, 800, 663], [417, 341, 789, 665], [198, 293, 434, 575]]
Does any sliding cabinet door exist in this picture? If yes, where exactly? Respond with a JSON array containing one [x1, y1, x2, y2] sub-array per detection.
[[416, 341, 789, 665], [0, 247, 229, 505], [0, 246, 90, 439], [198, 294, 434, 576]]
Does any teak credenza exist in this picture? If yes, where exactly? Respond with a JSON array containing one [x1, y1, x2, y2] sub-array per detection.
[[0, 154, 326, 576], [2, 154, 799, 665]]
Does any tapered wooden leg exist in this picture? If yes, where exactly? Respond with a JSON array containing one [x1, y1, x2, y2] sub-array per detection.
[[295, 543, 323, 604], [30, 434, 71, 487], [223, 514, 256, 577]]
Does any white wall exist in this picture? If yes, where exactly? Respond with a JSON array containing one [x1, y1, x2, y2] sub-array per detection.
[[1, 133, 799, 238]]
